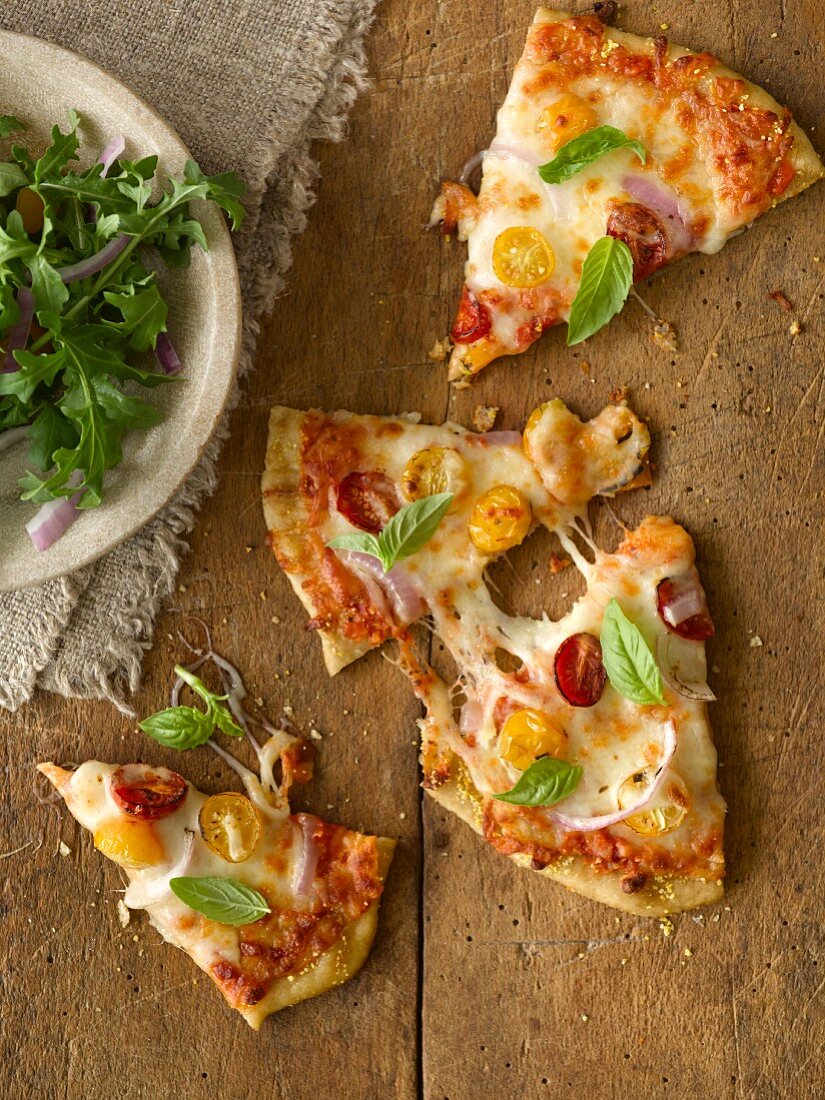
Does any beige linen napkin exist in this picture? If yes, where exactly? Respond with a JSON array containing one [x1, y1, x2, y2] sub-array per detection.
[[0, 0, 378, 710]]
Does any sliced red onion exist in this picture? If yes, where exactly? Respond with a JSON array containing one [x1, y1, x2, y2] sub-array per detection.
[[660, 578, 706, 628], [487, 138, 543, 169], [155, 331, 182, 375], [549, 720, 677, 832], [459, 149, 487, 187], [459, 698, 484, 736], [477, 430, 522, 446], [56, 233, 130, 284], [2, 287, 34, 373], [657, 634, 716, 703], [99, 134, 125, 176], [621, 175, 695, 252], [26, 484, 83, 552], [341, 550, 425, 624], [124, 828, 195, 909], [0, 425, 30, 452], [292, 813, 320, 898]]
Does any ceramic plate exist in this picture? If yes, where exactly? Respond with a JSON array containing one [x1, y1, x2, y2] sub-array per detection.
[[0, 32, 242, 592]]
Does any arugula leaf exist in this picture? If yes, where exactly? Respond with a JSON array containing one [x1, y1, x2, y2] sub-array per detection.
[[0, 347, 66, 403], [27, 403, 78, 471], [0, 211, 36, 264], [103, 284, 167, 352], [139, 705, 214, 751], [183, 159, 246, 230], [327, 492, 453, 572], [27, 253, 69, 315], [600, 598, 666, 706], [0, 161, 27, 198], [0, 284, 20, 337], [493, 756, 583, 806], [0, 115, 26, 139], [566, 236, 633, 346], [169, 876, 271, 926], [33, 111, 80, 183], [538, 125, 645, 185]]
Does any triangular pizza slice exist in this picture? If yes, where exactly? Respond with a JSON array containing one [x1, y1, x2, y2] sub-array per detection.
[[39, 728, 394, 1029], [431, 7, 823, 380], [262, 400, 725, 915]]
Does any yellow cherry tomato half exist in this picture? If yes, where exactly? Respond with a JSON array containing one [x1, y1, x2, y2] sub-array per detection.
[[468, 484, 532, 553], [16, 187, 45, 235], [618, 769, 690, 837], [199, 793, 262, 864], [94, 818, 166, 870], [402, 446, 469, 510], [500, 708, 568, 771], [536, 93, 598, 152], [492, 226, 555, 289]]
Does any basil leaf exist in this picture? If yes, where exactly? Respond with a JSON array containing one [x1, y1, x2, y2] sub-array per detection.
[[0, 161, 27, 198], [138, 706, 214, 750], [494, 756, 583, 806], [600, 598, 665, 706], [326, 531, 382, 559], [538, 125, 645, 185], [377, 492, 453, 570], [567, 236, 633, 345], [169, 876, 271, 926], [209, 701, 245, 739], [174, 665, 244, 736]]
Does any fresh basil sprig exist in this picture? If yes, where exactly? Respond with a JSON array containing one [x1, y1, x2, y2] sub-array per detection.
[[138, 665, 244, 750], [600, 598, 666, 706], [327, 491, 453, 572], [169, 876, 271, 926], [566, 235, 633, 345], [538, 125, 645, 185], [494, 756, 582, 807]]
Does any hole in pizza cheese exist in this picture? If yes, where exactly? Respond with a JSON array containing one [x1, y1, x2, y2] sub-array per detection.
[[431, 8, 824, 380], [262, 400, 725, 917]]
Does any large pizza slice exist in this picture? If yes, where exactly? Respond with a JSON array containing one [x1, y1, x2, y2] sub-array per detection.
[[39, 724, 394, 1029], [262, 400, 725, 915], [431, 7, 823, 380]]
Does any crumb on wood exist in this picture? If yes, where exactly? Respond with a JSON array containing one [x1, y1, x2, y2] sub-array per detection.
[[428, 337, 451, 362], [549, 553, 572, 574], [769, 289, 793, 312], [472, 404, 499, 432], [749, 635, 763, 648], [651, 318, 678, 352], [579, 359, 591, 377], [116, 900, 131, 929], [659, 916, 674, 937], [609, 385, 628, 406], [789, 320, 801, 336], [58, 841, 71, 857]]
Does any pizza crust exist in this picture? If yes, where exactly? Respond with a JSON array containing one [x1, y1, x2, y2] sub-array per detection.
[[427, 765, 722, 918], [262, 405, 371, 675]]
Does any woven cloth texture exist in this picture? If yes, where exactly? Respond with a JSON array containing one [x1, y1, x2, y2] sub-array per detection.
[[0, 0, 377, 711]]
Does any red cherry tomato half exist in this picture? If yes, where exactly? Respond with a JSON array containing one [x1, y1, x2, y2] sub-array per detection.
[[554, 632, 607, 707], [450, 285, 492, 344], [111, 764, 188, 820], [656, 577, 715, 641], [606, 201, 669, 281], [336, 471, 400, 534]]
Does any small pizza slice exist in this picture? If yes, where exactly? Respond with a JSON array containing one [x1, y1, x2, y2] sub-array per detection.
[[432, 7, 823, 379], [39, 728, 394, 1029], [262, 400, 725, 915]]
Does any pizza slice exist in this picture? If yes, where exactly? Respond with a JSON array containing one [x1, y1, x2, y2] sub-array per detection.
[[431, 7, 824, 380], [262, 400, 725, 915], [39, 728, 394, 1029]]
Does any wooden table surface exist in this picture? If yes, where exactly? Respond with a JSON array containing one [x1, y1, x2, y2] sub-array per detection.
[[2, 2, 823, 1098]]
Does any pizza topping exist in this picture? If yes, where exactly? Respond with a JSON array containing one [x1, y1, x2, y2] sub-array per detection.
[[618, 768, 689, 836], [656, 634, 716, 703], [402, 447, 469, 509], [468, 485, 532, 553], [169, 876, 271, 926], [341, 550, 425, 624], [292, 813, 321, 898], [600, 599, 666, 706], [535, 93, 598, 152], [494, 755, 582, 807], [538, 125, 645, 185], [329, 492, 453, 573], [553, 632, 606, 707], [492, 226, 555, 288], [430, 179, 479, 235], [621, 175, 695, 253], [93, 818, 165, 870], [656, 575, 715, 640], [123, 828, 196, 909], [499, 707, 568, 770], [567, 235, 633, 345], [110, 764, 188, 820], [199, 793, 263, 864], [450, 284, 492, 343], [335, 471, 401, 534], [606, 200, 671, 280]]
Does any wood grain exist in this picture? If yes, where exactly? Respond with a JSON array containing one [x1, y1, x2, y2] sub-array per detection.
[[1, 2, 822, 1098]]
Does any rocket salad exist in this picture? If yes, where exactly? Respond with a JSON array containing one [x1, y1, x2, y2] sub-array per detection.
[[0, 111, 245, 548]]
